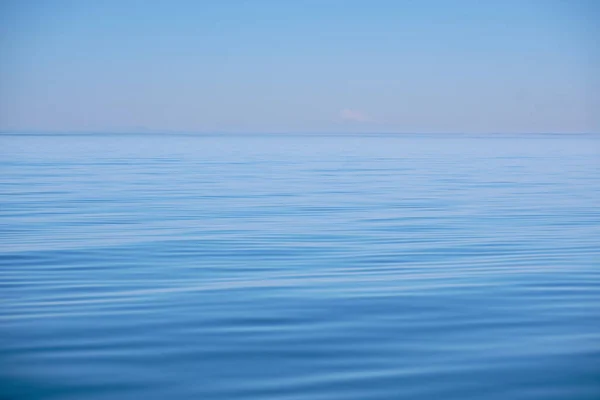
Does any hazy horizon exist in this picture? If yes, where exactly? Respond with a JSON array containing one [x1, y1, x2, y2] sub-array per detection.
[[2, 130, 599, 136], [1, 0, 598, 134]]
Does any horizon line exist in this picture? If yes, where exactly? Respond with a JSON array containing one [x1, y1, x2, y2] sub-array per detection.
[[1, 130, 599, 136]]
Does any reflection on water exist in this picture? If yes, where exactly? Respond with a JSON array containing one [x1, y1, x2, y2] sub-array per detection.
[[1, 133, 599, 399]]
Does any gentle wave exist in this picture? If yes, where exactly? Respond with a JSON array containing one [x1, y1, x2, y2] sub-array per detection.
[[1, 133, 599, 400]]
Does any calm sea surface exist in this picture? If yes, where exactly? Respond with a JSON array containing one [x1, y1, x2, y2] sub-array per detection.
[[1, 133, 599, 400]]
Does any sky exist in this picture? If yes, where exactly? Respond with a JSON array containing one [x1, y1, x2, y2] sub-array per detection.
[[0, 0, 598, 134]]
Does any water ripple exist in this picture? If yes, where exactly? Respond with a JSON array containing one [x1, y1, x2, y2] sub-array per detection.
[[1, 134, 599, 400]]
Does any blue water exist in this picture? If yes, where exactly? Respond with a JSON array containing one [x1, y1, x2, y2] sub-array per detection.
[[1, 133, 599, 400]]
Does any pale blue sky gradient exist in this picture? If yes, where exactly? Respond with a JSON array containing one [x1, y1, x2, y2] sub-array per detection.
[[1, 0, 598, 133]]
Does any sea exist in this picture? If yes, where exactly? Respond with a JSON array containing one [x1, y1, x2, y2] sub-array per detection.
[[1, 133, 599, 400]]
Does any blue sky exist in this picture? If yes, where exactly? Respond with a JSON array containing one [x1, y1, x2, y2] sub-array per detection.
[[0, 0, 597, 133]]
